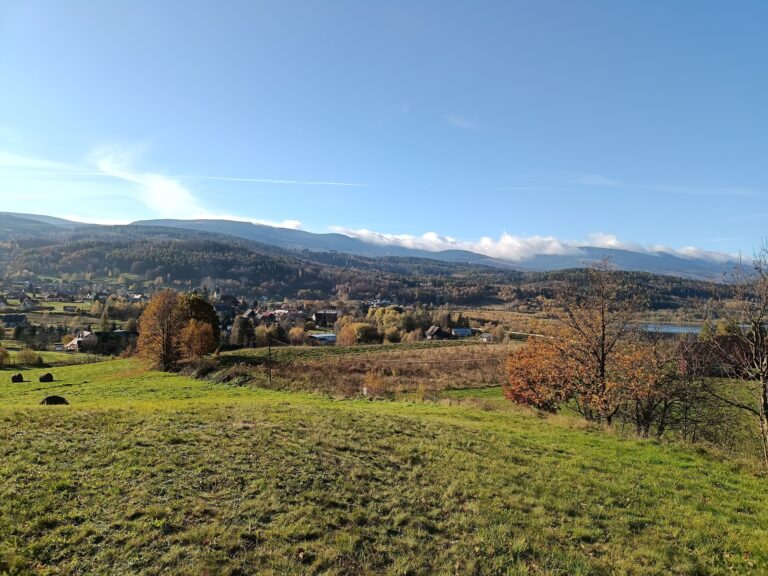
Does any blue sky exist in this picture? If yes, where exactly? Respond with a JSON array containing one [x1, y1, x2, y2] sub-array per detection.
[[0, 1, 766, 261]]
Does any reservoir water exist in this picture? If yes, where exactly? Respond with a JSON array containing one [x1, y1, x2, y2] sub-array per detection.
[[640, 323, 701, 335]]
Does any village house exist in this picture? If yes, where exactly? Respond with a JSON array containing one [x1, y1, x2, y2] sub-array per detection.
[[243, 308, 259, 321], [308, 333, 337, 346], [41, 291, 72, 302], [312, 309, 338, 328], [426, 325, 452, 340], [452, 328, 473, 339], [218, 294, 239, 306], [20, 297, 38, 311], [257, 311, 276, 325], [83, 291, 111, 303], [65, 331, 98, 352], [1, 314, 27, 328]]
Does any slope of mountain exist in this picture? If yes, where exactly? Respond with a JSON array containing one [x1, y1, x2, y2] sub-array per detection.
[[132, 218, 733, 280], [0, 212, 82, 229], [0, 213, 728, 306], [0, 212, 734, 281], [132, 218, 514, 265], [516, 247, 732, 280]]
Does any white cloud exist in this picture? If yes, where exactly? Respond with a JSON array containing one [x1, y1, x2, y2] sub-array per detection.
[[86, 147, 303, 229], [330, 226, 735, 263], [61, 215, 132, 226], [584, 233, 644, 253], [236, 217, 303, 230], [725, 213, 768, 223], [187, 212, 304, 230], [1, 146, 307, 226], [0, 149, 83, 173], [570, 173, 625, 187], [329, 227, 580, 261], [652, 184, 766, 198], [89, 146, 204, 218], [444, 114, 481, 131], [185, 175, 370, 187], [564, 171, 766, 198], [84, 146, 348, 227], [672, 246, 736, 262]]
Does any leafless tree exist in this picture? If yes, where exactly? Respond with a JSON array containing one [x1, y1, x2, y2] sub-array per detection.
[[551, 257, 643, 423], [707, 244, 768, 466]]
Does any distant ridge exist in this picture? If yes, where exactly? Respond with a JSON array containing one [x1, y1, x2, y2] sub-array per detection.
[[131, 219, 517, 266], [0, 212, 733, 281], [131, 218, 733, 280], [0, 212, 82, 229]]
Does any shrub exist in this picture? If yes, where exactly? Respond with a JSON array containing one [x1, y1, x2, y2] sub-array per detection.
[[363, 371, 388, 398], [254, 326, 268, 347], [383, 326, 402, 344], [289, 327, 307, 345], [16, 348, 43, 367], [0, 346, 8, 366], [338, 323, 381, 346], [180, 319, 216, 361], [403, 329, 423, 343], [179, 357, 218, 378]]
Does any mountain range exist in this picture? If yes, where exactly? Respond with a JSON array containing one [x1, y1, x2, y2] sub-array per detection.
[[1, 212, 734, 281], [132, 219, 734, 281]]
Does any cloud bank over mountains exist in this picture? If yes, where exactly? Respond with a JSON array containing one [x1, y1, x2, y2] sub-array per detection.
[[0, 145, 739, 265], [330, 227, 735, 264]]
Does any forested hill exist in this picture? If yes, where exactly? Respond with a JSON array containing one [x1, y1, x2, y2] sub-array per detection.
[[131, 218, 735, 279], [0, 216, 727, 306], [1, 223, 519, 303], [1, 212, 736, 280]]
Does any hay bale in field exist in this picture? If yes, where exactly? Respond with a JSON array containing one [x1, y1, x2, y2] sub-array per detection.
[[40, 395, 68, 405], [11, 373, 23, 383], [39, 373, 54, 383]]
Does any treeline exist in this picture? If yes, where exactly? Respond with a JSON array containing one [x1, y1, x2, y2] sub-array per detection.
[[227, 304, 479, 349], [504, 257, 768, 467], [2, 224, 729, 308]]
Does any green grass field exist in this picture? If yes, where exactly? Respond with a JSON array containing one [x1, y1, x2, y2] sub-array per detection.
[[1, 359, 767, 575], [1, 340, 104, 368], [219, 339, 495, 364]]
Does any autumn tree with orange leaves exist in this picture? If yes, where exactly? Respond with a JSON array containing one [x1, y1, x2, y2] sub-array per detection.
[[505, 259, 718, 440], [138, 289, 219, 370], [179, 319, 216, 362], [550, 258, 640, 424], [138, 290, 184, 370], [506, 259, 650, 421], [614, 338, 680, 437], [504, 335, 576, 413]]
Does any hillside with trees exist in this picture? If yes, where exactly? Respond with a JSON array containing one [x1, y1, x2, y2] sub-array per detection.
[[0, 220, 730, 308]]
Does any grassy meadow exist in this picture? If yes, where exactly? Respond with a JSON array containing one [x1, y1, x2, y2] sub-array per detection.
[[1, 340, 103, 368], [1, 357, 767, 575], [218, 341, 520, 396]]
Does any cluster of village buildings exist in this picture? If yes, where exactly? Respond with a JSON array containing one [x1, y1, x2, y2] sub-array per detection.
[[1, 280, 494, 352]]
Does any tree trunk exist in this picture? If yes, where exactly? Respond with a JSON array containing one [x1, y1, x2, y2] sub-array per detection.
[[760, 377, 768, 467]]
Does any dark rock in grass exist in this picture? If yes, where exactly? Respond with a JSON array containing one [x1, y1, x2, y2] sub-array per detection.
[[40, 395, 69, 405], [11, 373, 23, 383], [39, 373, 54, 383]]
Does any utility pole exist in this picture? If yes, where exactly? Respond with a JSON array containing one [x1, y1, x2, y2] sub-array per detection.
[[268, 337, 272, 386]]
